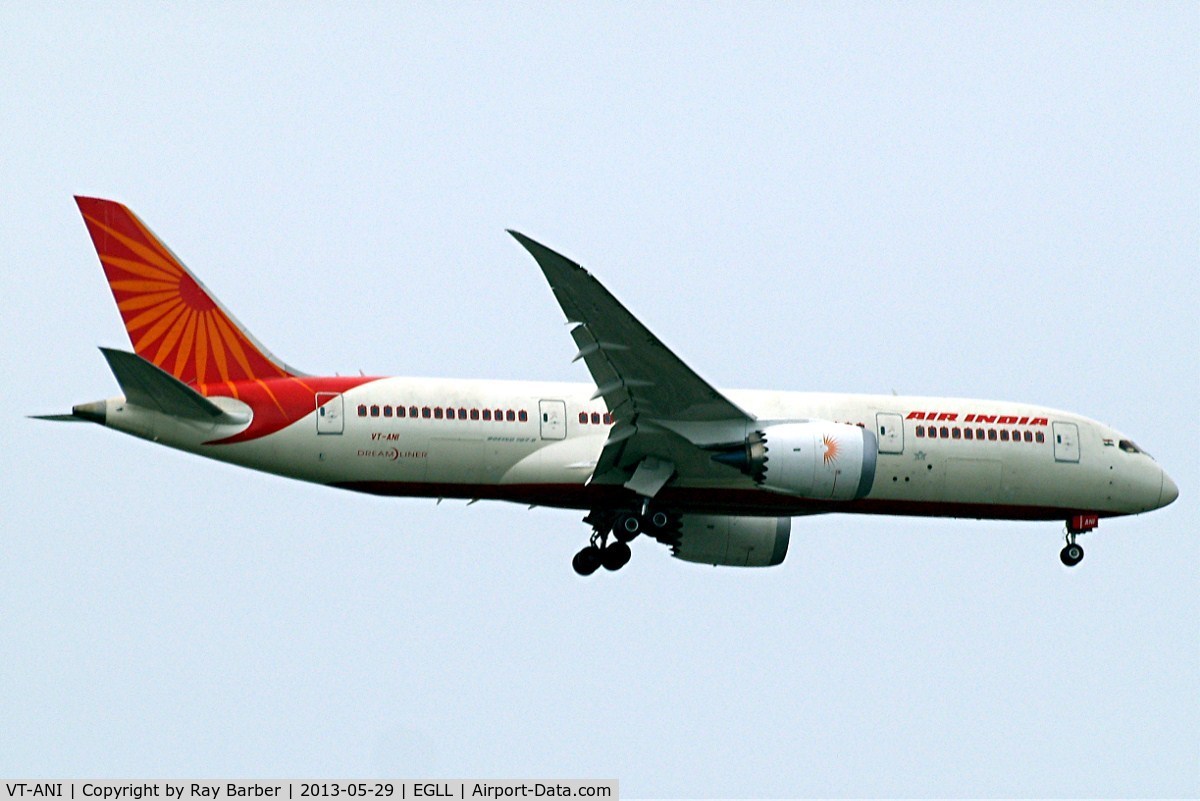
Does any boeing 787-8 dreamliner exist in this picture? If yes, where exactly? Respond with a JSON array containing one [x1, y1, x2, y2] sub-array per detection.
[[38, 197, 1178, 575]]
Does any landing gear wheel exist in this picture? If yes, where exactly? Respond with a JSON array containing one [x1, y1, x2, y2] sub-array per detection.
[[1060, 543, 1084, 567], [601, 541, 632, 571], [649, 511, 670, 530], [572, 545, 603, 576]]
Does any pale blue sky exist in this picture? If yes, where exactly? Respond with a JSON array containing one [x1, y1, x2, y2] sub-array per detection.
[[1, 4, 1196, 797]]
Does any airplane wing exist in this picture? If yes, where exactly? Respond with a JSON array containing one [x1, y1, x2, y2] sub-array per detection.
[[509, 231, 756, 492]]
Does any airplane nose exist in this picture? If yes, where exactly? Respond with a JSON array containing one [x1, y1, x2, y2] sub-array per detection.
[[1159, 470, 1179, 508]]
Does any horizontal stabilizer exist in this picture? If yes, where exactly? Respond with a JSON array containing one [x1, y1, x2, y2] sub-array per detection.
[[100, 347, 245, 423]]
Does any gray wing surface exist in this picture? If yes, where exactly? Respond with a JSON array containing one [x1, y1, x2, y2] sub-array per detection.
[[509, 231, 755, 489]]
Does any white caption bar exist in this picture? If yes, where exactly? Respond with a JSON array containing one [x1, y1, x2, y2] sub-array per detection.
[[0, 783, 617, 801]]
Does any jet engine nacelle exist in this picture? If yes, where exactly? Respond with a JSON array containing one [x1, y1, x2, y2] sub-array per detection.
[[672, 514, 791, 567], [716, 421, 878, 500]]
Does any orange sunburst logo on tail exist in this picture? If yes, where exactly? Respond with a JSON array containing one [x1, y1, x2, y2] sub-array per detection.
[[75, 196, 293, 389], [821, 434, 840, 465]]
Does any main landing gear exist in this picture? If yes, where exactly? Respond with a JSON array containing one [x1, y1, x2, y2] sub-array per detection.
[[1060, 514, 1098, 567], [571, 538, 630, 576], [571, 509, 677, 576]]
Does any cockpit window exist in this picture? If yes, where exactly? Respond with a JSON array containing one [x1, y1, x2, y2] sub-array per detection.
[[1119, 439, 1148, 456]]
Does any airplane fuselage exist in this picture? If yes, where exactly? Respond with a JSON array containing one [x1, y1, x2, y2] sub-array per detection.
[[88, 376, 1171, 521]]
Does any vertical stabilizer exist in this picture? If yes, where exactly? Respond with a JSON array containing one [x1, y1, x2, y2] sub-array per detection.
[[74, 196, 301, 387]]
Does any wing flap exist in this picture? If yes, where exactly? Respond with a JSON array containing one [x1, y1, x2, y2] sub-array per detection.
[[510, 231, 762, 494]]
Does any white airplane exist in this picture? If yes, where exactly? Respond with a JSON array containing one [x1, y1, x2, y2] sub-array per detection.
[[39, 197, 1178, 575]]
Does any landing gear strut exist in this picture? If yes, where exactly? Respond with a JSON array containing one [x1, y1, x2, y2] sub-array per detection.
[[1060, 514, 1098, 567]]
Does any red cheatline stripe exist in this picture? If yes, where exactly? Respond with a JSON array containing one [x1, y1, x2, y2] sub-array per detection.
[[100, 255, 177, 283], [133, 302, 187, 353], [204, 314, 229, 382], [118, 290, 180, 312], [153, 306, 194, 366], [253, 378, 289, 417], [211, 314, 256, 379], [83, 213, 179, 274], [173, 309, 198, 379], [195, 313, 210, 384], [124, 297, 181, 333]]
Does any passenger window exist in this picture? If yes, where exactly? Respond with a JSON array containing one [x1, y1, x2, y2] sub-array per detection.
[[459, 408, 467, 419], [603, 413, 613, 424], [927, 427, 937, 439], [940, 426, 949, 438], [591, 412, 601, 424], [434, 407, 443, 419], [1000, 430, 1009, 441], [988, 429, 997, 441], [357, 404, 367, 417], [483, 409, 492, 421], [494, 409, 503, 421], [506, 410, 516, 422], [470, 409, 479, 420], [1023, 431, 1032, 442], [976, 428, 985, 440], [964, 428, 973, 440], [579, 412, 588, 424], [370, 405, 380, 417], [383, 405, 393, 417], [519, 410, 528, 422], [952, 427, 961, 439], [916, 425, 925, 437], [396, 406, 406, 418], [1036, 432, 1045, 443], [422, 406, 431, 419]]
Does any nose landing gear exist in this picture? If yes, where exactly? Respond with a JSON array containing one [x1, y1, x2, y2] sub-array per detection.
[[1060, 514, 1098, 567], [1060, 536, 1085, 567]]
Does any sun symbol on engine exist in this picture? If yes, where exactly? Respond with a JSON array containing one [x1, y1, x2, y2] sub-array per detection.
[[821, 435, 840, 465]]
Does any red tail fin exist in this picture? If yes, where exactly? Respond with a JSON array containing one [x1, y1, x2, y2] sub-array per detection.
[[75, 196, 297, 387]]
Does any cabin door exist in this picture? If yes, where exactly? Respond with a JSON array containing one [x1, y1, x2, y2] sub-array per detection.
[[876, 412, 904, 454], [539, 399, 567, 440], [1052, 421, 1080, 462], [316, 392, 344, 435]]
